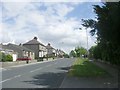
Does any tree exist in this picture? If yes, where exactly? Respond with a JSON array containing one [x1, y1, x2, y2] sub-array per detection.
[[82, 2, 120, 65], [69, 50, 76, 57], [75, 47, 81, 57], [69, 47, 87, 57], [89, 46, 95, 59], [63, 53, 69, 58]]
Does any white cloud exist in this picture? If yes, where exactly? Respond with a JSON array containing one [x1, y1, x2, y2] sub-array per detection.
[[1, 2, 97, 53], [1, 0, 102, 2], [53, 4, 74, 17]]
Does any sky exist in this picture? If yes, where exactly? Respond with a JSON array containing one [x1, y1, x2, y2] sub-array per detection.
[[0, 0, 104, 53]]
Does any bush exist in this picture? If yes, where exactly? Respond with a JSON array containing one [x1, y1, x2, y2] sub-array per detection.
[[63, 54, 69, 58], [0, 52, 6, 62], [5, 54, 13, 61], [0, 52, 13, 62]]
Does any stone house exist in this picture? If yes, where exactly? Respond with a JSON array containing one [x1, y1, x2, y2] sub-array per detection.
[[56, 49, 65, 58], [46, 43, 56, 57], [23, 37, 47, 59]]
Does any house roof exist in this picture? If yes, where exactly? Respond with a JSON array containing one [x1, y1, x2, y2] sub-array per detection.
[[7, 43, 34, 52], [46, 43, 55, 49], [0, 44, 13, 51], [23, 37, 45, 46]]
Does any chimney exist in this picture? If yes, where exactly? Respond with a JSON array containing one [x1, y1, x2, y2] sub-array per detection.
[[48, 43, 50, 46], [34, 37, 37, 40], [19, 43, 22, 46]]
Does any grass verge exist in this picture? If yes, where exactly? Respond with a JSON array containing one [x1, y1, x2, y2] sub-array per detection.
[[68, 58, 109, 77]]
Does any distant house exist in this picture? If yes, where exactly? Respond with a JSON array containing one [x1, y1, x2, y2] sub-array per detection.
[[3, 43, 35, 60], [46, 43, 56, 57], [23, 37, 47, 59], [56, 49, 65, 58], [0, 44, 18, 61]]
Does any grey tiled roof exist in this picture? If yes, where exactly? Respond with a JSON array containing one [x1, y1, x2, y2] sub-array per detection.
[[7, 43, 34, 52], [23, 38, 45, 46], [0, 44, 13, 51], [46, 43, 55, 50], [46, 45, 54, 49]]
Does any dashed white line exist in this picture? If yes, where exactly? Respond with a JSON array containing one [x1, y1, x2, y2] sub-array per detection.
[[30, 68, 42, 73], [0, 75, 21, 83], [0, 68, 11, 72]]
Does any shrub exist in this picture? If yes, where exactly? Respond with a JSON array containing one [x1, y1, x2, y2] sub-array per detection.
[[5, 54, 13, 62], [0, 52, 6, 62], [0, 52, 13, 62]]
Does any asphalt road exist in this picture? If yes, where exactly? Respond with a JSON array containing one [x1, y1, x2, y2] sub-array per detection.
[[1, 58, 75, 88]]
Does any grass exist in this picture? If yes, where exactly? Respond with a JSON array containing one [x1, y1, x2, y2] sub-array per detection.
[[69, 58, 109, 77]]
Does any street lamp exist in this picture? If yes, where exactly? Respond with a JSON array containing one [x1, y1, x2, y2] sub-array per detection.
[[77, 28, 88, 51], [75, 27, 89, 56]]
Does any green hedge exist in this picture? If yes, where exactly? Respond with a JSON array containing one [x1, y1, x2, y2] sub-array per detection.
[[0, 52, 13, 62]]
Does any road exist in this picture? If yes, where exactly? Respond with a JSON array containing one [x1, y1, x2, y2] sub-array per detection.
[[1, 58, 75, 88]]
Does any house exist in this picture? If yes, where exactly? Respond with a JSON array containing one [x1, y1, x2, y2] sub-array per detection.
[[46, 43, 56, 58], [23, 37, 47, 59], [0, 44, 18, 61], [3, 43, 35, 60], [56, 49, 65, 58]]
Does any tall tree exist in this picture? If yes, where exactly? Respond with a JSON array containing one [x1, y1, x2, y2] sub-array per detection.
[[82, 2, 120, 65]]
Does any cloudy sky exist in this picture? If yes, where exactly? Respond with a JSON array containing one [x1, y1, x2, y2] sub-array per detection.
[[0, 0, 103, 53]]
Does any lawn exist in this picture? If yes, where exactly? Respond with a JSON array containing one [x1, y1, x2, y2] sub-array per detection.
[[69, 58, 109, 77]]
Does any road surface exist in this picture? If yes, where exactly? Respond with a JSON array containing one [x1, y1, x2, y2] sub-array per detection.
[[1, 58, 75, 88]]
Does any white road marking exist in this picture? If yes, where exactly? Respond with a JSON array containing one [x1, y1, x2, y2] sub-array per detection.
[[0, 68, 9, 72], [30, 68, 42, 73], [0, 68, 7, 71], [0, 75, 21, 83]]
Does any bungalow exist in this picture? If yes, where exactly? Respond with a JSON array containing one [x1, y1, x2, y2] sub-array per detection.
[[0, 44, 18, 61], [23, 37, 47, 59], [3, 43, 35, 60]]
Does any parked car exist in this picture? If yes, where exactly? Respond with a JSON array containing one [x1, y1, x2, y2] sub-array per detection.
[[17, 56, 31, 61]]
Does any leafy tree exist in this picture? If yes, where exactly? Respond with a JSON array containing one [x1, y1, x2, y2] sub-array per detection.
[[69, 50, 76, 57], [82, 2, 120, 65], [70, 47, 87, 57], [63, 53, 69, 58], [75, 47, 81, 57], [89, 46, 95, 59]]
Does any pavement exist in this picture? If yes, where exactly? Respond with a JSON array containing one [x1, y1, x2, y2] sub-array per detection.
[[1, 58, 56, 68], [60, 60, 119, 88]]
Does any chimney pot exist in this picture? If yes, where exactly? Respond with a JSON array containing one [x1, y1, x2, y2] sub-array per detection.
[[34, 37, 37, 40]]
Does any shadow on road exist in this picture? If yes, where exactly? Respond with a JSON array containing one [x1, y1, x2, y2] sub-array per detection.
[[57, 66, 71, 71], [22, 66, 71, 88]]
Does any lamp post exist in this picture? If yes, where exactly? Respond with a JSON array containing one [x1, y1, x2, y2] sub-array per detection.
[[76, 27, 89, 56], [75, 28, 89, 57]]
